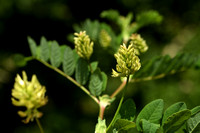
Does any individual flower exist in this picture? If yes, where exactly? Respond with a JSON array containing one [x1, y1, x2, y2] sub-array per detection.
[[74, 31, 94, 60], [112, 43, 141, 77], [11, 71, 48, 123], [129, 33, 148, 55]]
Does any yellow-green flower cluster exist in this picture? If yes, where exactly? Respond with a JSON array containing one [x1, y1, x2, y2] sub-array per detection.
[[112, 44, 141, 77], [99, 29, 111, 48], [11, 71, 48, 123], [130, 34, 148, 55], [74, 31, 94, 60]]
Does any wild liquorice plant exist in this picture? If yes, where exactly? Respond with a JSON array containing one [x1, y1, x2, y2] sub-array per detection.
[[12, 9, 200, 133]]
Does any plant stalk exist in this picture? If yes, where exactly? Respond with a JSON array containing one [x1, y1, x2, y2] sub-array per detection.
[[36, 118, 44, 133], [106, 76, 130, 132]]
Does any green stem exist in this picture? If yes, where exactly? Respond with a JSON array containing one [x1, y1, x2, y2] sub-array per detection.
[[26, 57, 99, 104], [36, 118, 44, 133], [106, 76, 130, 132]]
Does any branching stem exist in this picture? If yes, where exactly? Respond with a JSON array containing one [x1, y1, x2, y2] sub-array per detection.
[[106, 76, 130, 132], [26, 57, 99, 104]]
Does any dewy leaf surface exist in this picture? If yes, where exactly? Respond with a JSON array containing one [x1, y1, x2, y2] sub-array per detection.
[[136, 99, 164, 131]]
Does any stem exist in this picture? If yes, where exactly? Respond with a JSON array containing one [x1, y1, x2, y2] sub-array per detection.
[[99, 105, 106, 120], [36, 118, 44, 133], [110, 80, 126, 98], [106, 76, 130, 132], [29, 57, 99, 104]]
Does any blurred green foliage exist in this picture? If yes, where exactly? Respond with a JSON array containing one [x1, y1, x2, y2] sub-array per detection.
[[1, 0, 200, 133]]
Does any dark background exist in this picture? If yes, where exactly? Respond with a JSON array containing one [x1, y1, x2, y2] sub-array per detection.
[[1, 0, 200, 132]]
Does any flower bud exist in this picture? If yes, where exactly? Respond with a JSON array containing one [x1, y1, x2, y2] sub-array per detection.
[[112, 44, 141, 77], [129, 34, 148, 55], [99, 29, 111, 48], [74, 31, 94, 60], [11, 71, 48, 123]]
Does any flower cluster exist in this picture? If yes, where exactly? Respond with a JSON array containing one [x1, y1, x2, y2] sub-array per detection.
[[74, 31, 94, 60], [129, 33, 148, 55], [11, 71, 48, 123], [99, 29, 111, 48], [112, 43, 141, 77]]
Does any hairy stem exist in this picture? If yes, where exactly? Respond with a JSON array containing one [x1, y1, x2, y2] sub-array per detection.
[[26, 57, 99, 104], [106, 76, 130, 132], [36, 118, 44, 133]]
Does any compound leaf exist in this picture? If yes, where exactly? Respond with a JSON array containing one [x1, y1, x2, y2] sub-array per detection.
[[132, 53, 200, 82]]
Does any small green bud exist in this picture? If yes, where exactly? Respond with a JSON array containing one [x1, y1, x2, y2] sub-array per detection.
[[99, 29, 111, 48], [112, 44, 141, 77], [95, 118, 107, 133], [74, 31, 94, 60], [11, 71, 48, 123], [129, 34, 148, 55]]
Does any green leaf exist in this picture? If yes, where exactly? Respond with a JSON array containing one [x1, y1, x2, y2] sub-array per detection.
[[186, 112, 200, 133], [39, 36, 50, 62], [191, 106, 200, 116], [62, 46, 76, 76], [136, 99, 164, 132], [141, 119, 160, 133], [75, 58, 89, 85], [113, 119, 136, 132], [132, 53, 200, 82], [13, 54, 27, 67], [90, 61, 98, 72], [163, 109, 191, 133], [50, 41, 61, 67], [100, 9, 120, 22], [119, 99, 136, 121], [162, 102, 187, 125], [136, 10, 163, 28], [89, 68, 103, 96], [27, 36, 37, 57], [101, 72, 107, 91]]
